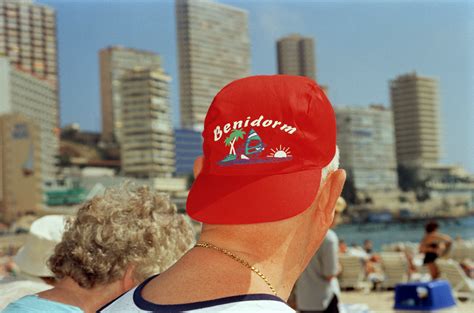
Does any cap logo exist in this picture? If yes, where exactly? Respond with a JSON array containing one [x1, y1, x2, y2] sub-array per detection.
[[213, 115, 297, 142], [218, 128, 293, 166]]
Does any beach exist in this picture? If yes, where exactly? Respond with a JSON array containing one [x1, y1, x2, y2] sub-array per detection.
[[331, 217, 474, 312]]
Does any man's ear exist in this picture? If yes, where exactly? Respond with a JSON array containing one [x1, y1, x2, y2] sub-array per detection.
[[193, 156, 204, 179], [122, 265, 138, 292], [315, 169, 346, 227]]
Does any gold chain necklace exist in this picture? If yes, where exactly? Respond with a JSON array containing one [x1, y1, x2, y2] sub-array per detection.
[[195, 241, 277, 296]]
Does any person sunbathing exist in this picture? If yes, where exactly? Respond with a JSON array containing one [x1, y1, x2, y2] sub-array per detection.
[[460, 259, 474, 279]]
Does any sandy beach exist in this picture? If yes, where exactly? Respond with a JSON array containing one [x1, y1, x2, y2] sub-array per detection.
[[340, 290, 473, 313]]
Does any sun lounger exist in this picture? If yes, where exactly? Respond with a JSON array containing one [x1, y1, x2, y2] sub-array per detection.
[[437, 258, 474, 301], [380, 252, 410, 289], [451, 242, 474, 262], [339, 255, 369, 290]]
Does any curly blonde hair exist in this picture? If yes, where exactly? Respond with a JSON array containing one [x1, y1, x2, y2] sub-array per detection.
[[48, 184, 195, 288]]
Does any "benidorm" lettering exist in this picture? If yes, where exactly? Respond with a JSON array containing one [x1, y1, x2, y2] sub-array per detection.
[[213, 115, 297, 141]]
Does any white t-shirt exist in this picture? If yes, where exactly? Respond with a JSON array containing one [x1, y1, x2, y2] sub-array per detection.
[[99, 275, 294, 313], [296, 229, 340, 311]]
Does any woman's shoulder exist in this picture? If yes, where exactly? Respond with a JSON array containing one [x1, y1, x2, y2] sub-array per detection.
[[3, 295, 83, 313]]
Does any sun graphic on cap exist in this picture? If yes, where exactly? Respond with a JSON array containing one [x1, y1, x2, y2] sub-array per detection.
[[268, 145, 292, 158]]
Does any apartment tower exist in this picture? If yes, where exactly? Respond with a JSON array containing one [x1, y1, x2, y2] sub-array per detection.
[[99, 46, 162, 144], [390, 72, 440, 167], [176, 0, 250, 130], [276, 34, 316, 81], [0, 57, 58, 179], [120, 67, 175, 178], [0, 113, 42, 222], [174, 128, 202, 176], [0, 0, 59, 179], [0, 0, 58, 86], [335, 105, 398, 192]]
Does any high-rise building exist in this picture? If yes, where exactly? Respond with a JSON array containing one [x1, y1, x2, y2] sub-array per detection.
[[99, 46, 162, 144], [276, 34, 316, 80], [0, 113, 42, 222], [335, 105, 398, 192], [120, 67, 175, 178], [0, 0, 57, 86], [390, 72, 440, 167], [174, 128, 202, 176], [0, 57, 58, 179], [176, 0, 250, 130]]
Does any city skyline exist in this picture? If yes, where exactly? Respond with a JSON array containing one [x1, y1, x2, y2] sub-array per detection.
[[40, 0, 473, 172]]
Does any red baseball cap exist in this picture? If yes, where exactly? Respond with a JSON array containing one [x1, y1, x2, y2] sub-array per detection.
[[187, 75, 336, 224]]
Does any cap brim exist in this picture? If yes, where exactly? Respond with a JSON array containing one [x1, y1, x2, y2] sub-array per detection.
[[186, 169, 322, 224]]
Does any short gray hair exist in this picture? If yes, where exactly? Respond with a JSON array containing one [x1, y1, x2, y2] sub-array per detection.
[[321, 146, 340, 181]]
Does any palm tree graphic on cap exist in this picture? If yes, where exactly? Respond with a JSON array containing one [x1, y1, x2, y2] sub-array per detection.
[[222, 129, 246, 162]]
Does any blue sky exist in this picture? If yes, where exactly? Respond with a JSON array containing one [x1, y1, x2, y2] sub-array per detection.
[[40, 0, 474, 172]]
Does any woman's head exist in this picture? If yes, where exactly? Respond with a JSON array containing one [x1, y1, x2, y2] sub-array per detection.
[[48, 184, 195, 289], [425, 220, 439, 234]]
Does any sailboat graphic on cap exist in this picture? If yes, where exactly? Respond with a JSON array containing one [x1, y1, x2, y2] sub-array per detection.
[[220, 128, 265, 164], [243, 129, 264, 157]]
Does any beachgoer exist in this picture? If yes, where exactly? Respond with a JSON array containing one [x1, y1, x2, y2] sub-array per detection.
[[363, 240, 373, 254], [419, 220, 452, 279], [296, 197, 346, 313], [100, 75, 346, 312], [460, 259, 474, 278], [0, 215, 66, 310], [3, 185, 194, 313], [394, 245, 417, 275], [338, 240, 348, 254]]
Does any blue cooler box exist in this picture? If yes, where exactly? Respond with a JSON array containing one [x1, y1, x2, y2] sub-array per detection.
[[394, 280, 456, 311]]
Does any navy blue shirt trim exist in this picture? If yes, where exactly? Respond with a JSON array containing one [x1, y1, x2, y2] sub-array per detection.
[[133, 275, 287, 312]]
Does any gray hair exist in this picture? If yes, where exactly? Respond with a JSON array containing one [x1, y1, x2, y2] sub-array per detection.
[[321, 146, 340, 181]]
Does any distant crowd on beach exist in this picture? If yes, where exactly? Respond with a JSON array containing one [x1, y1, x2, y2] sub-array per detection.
[[337, 222, 474, 287]]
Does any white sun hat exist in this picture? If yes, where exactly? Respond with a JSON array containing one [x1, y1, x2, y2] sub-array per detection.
[[13, 215, 67, 278]]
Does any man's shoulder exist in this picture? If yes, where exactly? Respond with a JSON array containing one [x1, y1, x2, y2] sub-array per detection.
[[325, 229, 338, 244]]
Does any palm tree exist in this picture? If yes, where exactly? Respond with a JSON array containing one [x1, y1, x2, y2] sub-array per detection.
[[224, 129, 246, 156]]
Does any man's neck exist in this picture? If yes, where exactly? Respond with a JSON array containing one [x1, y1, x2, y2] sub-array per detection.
[[205, 230, 305, 297], [142, 229, 305, 304], [38, 277, 122, 313]]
